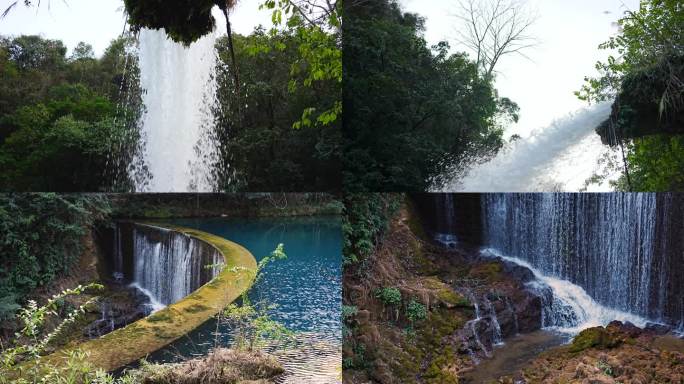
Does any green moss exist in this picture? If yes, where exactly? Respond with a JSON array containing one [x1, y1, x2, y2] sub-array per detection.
[[469, 262, 503, 282], [437, 288, 470, 308], [421, 277, 471, 308], [423, 345, 459, 384], [570, 327, 622, 353], [147, 311, 173, 323], [184, 304, 210, 314]]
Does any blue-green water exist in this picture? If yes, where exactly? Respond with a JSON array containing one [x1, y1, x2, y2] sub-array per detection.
[[147, 215, 341, 383]]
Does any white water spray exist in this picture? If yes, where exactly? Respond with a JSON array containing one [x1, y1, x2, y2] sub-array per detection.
[[481, 248, 649, 335], [132, 28, 221, 192], [445, 103, 613, 192]]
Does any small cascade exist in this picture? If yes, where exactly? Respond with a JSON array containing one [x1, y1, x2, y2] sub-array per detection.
[[433, 194, 459, 246], [468, 319, 491, 358], [481, 248, 649, 335], [482, 296, 504, 345], [442, 194, 455, 233], [434, 233, 458, 248], [112, 226, 124, 282], [504, 296, 519, 336], [458, 288, 508, 358], [130, 225, 221, 309]]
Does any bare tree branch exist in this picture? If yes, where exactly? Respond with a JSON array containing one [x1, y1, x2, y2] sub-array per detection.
[[451, 0, 538, 78]]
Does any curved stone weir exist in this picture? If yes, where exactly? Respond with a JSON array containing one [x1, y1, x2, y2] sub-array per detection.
[[38, 223, 257, 372]]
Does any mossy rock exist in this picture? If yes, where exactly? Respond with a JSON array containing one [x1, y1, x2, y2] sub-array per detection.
[[570, 327, 622, 353], [469, 262, 503, 282]]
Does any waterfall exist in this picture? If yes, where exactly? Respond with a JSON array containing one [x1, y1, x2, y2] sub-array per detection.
[[130, 225, 221, 310], [112, 225, 124, 282], [131, 28, 221, 192], [433, 194, 458, 246], [444, 103, 612, 192], [481, 193, 683, 329]]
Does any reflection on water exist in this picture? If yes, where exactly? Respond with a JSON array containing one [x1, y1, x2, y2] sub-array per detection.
[[145, 216, 341, 384]]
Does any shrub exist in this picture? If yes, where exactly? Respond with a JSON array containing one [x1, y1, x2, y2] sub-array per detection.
[[375, 287, 402, 306], [406, 300, 427, 324]]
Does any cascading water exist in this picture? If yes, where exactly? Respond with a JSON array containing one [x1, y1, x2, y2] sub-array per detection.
[[131, 28, 221, 192], [112, 226, 124, 282], [443, 103, 613, 192], [480, 193, 683, 330], [481, 248, 649, 334], [434, 194, 458, 247], [130, 225, 221, 311]]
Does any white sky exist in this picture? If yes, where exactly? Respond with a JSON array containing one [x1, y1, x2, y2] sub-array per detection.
[[400, 0, 640, 138], [0, 0, 273, 56]]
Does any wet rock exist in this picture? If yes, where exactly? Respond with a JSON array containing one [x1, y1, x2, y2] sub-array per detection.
[[514, 291, 542, 333], [83, 288, 151, 338], [644, 322, 671, 335], [501, 261, 536, 283], [570, 327, 623, 353]]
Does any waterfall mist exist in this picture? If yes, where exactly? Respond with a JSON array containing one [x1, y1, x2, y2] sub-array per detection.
[[130, 28, 221, 192], [445, 103, 613, 192]]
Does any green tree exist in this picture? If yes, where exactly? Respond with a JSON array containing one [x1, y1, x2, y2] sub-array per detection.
[[0, 35, 143, 191], [213, 29, 341, 191], [343, 0, 514, 191], [577, 0, 684, 191]]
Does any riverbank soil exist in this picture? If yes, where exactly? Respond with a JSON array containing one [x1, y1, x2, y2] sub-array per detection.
[[500, 321, 684, 384], [342, 205, 545, 383]]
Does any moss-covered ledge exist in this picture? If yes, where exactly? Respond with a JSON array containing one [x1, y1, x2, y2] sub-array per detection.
[[42, 224, 257, 372]]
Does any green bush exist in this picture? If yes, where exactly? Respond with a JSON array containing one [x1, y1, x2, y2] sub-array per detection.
[[406, 300, 427, 324], [342, 193, 402, 266], [375, 287, 402, 306], [0, 193, 110, 321]]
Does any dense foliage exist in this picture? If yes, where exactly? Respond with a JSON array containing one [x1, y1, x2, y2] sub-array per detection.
[[213, 29, 341, 191], [342, 193, 402, 266], [124, 0, 225, 46], [343, 0, 517, 192], [578, 0, 684, 191], [0, 35, 142, 191], [0, 194, 110, 322]]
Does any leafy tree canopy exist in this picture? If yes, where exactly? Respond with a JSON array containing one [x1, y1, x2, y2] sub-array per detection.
[[0, 35, 142, 191], [577, 0, 683, 192]]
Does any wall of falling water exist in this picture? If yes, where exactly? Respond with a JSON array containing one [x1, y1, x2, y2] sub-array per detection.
[[130, 224, 222, 308], [480, 193, 683, 328], [131, 28, 221, 192]]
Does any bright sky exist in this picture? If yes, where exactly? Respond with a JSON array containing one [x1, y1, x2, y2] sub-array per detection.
[[0, 0, 273, 57], [400, 0, 640, 138]]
